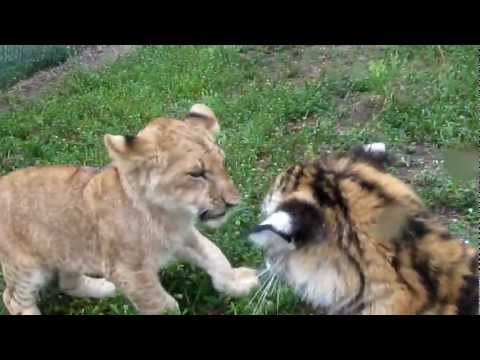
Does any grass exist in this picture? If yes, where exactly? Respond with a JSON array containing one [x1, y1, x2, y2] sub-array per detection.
[[0, 45, 477, 315]]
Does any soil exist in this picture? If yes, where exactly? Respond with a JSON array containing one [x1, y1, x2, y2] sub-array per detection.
[[391, 144, 443, 183], [240, 45, 391, 86]]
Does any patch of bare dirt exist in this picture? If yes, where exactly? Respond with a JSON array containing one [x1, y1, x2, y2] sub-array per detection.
[[391, 144, 442, 184], [1, 153, 24, 169], [0, 96, 9, 112], [240, 45, 391, 86], [0, 45, 139, 113], [256, 150, 272, 171], [241, 46, 392, 131], [286, 114, 318, 133], [435, 206, 463, 223], [349, 94, 385, 123], [387, 145, 466, 225], [335, 93, 386, 130]]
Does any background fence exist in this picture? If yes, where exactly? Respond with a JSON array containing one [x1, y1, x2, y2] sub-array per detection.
[[0, 45, 84, 90]]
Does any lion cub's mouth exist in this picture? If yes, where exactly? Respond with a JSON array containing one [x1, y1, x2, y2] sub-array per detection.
[[199, 209, 227, 222]]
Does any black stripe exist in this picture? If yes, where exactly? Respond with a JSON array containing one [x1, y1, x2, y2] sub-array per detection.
[[285, 166, 295, 177], [349, 298, 367, 314], [349, 231, 364, 256], [339, 172, 394, 204], [349, 145, 391, 171], [279, 200, 324, 245], [312, 186, 336, 207], [358, 179, 376, 191], [331, 177, 349, 217], [408, 218, 429, 238], [281, 166, 295, 192], [391, 243, 417, 294], [249, 224, 292, 243], [124, 135, 136, 146], [439, 231, 453, 240], [398, 217, 430, 243], [336, 253, 366, 314], [312, 169, 337, 207], [186, 112, 211, 120], [313, 168, 364, 258], [330, 177, 365, 256], [411, 246, 439, 313], [292, 166, 303, 192], [456, 253, 479, 315]]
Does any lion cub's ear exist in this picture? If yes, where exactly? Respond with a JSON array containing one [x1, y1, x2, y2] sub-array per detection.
[[104, 134, 139, 160], [184, 104, 220, 137]]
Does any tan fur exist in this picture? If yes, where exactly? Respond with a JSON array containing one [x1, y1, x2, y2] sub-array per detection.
[[0, 104, 259, 315], [253, 152, 478, 315]]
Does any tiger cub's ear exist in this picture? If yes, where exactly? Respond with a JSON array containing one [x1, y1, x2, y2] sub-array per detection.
[[349, 142, 392, 170]]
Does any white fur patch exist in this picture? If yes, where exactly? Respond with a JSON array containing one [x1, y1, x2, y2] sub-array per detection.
[[249, 229, 283, 248], [288, 263, 346, 309], [248, 211, 295, 252], [363, 142, 386, 153], [261, 211, 292, 234], [64, 276, 116, 299]]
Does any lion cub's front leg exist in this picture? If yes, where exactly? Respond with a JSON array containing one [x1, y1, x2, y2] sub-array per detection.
[[177, 230, 259, 297], [110, 266, 179, 315]]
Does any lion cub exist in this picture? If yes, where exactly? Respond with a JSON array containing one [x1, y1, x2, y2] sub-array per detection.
[[0, 104, 259, 315]]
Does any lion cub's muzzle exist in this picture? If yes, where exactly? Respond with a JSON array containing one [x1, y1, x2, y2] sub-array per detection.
[[199, 208, 227, 221], [198, 191, 240, 226], [199, 201, 238, 221]]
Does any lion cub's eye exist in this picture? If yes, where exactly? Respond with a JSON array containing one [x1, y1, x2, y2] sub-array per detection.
[[188, 169, 206, 179]]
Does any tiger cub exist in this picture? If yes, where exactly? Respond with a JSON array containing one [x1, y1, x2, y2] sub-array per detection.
[[249, 144, 478, 315]]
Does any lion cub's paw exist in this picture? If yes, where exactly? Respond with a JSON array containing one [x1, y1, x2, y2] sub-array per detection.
[[141, 294, 180, 315], [162, 295, 181, 315], [3, 289, 41, 315], [227, 267, 260, 298], [63, 276, 116, 299]]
